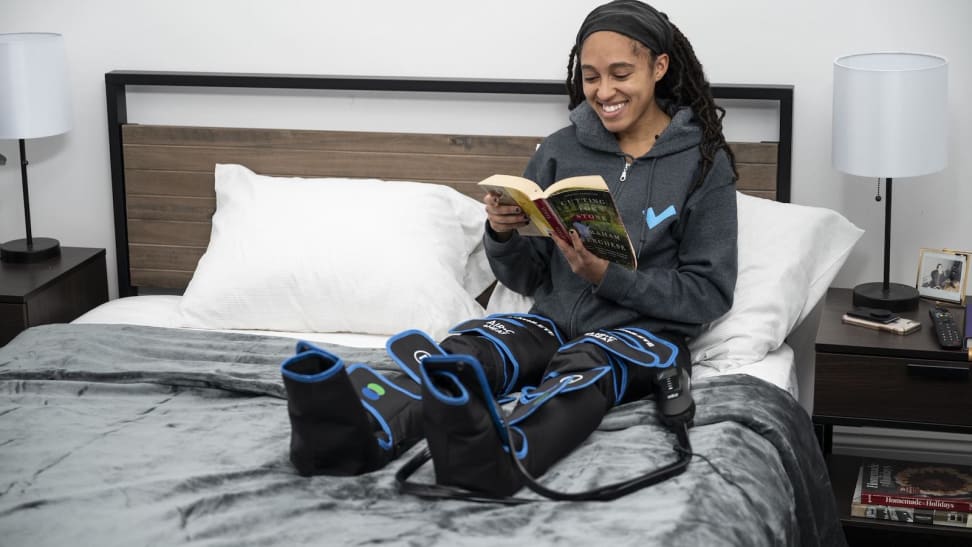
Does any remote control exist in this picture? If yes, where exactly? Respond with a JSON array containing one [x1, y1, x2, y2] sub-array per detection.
[[929, 307, 962, 350]]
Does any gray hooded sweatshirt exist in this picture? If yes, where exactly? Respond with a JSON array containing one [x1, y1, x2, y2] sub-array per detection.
[[484, 101, 737, 340]]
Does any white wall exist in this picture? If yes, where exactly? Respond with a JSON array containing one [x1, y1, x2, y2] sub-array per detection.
[[2, 0, 970, 299]]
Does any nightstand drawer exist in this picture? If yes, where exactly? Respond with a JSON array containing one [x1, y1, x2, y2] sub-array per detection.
[[815, 352, 972, 428], [0, 248, 108, 346]]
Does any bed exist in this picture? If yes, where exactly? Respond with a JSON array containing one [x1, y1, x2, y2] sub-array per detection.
[[0, 72, 862, 546]]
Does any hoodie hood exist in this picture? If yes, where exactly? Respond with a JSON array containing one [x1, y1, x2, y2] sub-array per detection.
[[568, 100, 702, 159]]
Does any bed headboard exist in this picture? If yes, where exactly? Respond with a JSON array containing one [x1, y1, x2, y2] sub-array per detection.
[[105, 72, 793, 296]]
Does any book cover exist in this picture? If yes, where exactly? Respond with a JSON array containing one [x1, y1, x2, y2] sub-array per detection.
[[479, 174, 637, 270], [852, 458, 972, 513]]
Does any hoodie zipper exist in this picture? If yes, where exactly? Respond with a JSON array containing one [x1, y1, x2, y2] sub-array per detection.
[[619, 154, 634, 182]]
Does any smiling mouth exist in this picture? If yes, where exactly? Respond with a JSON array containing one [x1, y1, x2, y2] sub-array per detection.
[[599, 101, 626, 116]]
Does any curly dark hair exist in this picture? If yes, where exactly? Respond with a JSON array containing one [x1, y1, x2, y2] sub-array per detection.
[[566, 22, 738, 189]]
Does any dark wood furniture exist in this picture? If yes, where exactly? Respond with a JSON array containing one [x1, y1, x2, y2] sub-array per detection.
[[813, 287, 971, 545], [0, 247, 108, 346]]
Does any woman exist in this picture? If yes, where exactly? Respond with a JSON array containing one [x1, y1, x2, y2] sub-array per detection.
[[420, 0, 740, 496]]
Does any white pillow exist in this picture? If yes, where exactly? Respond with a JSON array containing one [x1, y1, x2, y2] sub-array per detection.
[[485, 192, 863, 370], [178, 164, 491, 340], [688, 192, 862, 370]]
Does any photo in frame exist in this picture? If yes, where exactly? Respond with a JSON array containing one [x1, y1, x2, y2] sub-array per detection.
[[915, 248, 970, 305]]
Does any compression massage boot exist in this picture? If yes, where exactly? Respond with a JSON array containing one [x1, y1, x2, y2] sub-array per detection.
[[388, 313, 565, 398], [420, 328, 695, 497], [282, 314, 564, 477], [396, 314, 564, 495], [281, 341, 422, 476], [419, 354, 523, 495], [418, 344, 617, 496]]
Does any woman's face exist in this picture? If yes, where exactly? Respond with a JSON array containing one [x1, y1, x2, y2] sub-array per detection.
[[580, 31, 669, 140]]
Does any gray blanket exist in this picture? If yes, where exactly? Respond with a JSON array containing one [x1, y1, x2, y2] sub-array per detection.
[[0, 324, 845, 546]]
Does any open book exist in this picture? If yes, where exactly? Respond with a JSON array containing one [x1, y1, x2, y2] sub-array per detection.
[[479, 174, 637, 270]]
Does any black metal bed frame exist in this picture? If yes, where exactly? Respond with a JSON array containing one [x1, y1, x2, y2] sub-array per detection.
[[104, 70, 793, 296]]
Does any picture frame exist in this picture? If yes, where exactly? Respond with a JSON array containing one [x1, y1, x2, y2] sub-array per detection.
[[915, 248, 970, 305]]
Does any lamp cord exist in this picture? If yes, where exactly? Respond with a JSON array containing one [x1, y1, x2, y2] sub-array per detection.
[[19, 139, 34, 246]]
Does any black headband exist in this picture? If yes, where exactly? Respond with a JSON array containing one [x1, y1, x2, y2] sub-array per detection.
[[575, 0, 673, 55]]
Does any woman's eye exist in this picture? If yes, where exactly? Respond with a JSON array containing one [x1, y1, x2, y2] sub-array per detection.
[[583, 76, 599, 83], [613, 73, 632, 80]]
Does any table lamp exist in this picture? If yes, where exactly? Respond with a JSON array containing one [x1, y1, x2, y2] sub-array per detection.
[[0, 32, 72, 263], [832, 52, 948, 311]]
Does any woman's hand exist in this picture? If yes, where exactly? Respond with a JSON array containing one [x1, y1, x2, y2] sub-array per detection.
[[484, 192, 528, 241], [552, 229, 609, 285]]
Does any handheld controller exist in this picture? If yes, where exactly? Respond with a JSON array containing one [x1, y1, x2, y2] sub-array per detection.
[[654, 366, 695, 426], [929, 307, 962, 350]]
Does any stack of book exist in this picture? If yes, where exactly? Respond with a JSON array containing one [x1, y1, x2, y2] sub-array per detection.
[[852, 457, 972, 528]]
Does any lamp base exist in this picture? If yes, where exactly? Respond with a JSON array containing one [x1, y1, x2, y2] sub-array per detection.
[[0, 237, 61, 263], [852, 281, 919, 312]]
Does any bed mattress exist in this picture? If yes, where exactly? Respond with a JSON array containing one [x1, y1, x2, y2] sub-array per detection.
[[72, 295, 799, 401]]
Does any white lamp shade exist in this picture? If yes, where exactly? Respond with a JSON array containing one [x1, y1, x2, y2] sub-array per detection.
[[832, 52, 947, 178], [0, 33, 72, 139]]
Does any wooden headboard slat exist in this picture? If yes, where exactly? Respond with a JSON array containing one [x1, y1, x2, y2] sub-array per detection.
[[124, 170, 483, 198], [735, 164, 777, 192], [122, 125, 545, 157], [129, 268, 195, 290], [127, 195, 214, 222], [731, 142, 778, 164], [126, 171, 216, 197], [129, 244, 205, 273], [128, 219, 210, 246], [123, 146, 536, 183]]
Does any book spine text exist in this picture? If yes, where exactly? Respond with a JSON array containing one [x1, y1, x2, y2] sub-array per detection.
[[860, 493, 972, 513]]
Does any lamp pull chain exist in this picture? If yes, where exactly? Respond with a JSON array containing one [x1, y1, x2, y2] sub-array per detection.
[[874, 178, 882, 202]]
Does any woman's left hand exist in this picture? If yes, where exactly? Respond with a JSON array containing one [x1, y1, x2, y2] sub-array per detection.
[[551, 230, 609, 285]]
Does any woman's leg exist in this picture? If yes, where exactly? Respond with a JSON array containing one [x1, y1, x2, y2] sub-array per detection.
[[421, 329, 690, 496]]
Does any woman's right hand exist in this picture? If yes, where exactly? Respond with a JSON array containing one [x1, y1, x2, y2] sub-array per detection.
[[484, 192, 527, 241]]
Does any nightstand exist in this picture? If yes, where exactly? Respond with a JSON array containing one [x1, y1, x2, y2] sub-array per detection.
[[813, 287, 971, 546], [0, 247, 108, 346]]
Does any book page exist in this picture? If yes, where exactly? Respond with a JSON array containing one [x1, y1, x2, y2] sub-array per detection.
[[479, 174, 543, 198], [544, 175, 609, 196], [478, 175, 550, 237]]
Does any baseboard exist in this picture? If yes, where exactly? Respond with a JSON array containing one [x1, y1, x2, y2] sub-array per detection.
[[833, 425, 972, 465]]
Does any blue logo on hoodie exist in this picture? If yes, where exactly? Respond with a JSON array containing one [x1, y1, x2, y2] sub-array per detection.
[[645, 205, 676, 229]]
